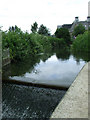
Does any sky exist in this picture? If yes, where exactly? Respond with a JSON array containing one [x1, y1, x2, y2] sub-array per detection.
[[0, 0, 89, 34]]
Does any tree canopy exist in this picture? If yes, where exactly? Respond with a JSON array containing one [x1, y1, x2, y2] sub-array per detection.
[[73, 24, 85, 37], [71, 31, 90, 52], [31, 22, 38, 33], [38, 24, 50, 36], [9, 25, 22, 33], [55, 28, 71, 45]]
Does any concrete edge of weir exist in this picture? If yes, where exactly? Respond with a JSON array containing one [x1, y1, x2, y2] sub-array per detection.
[[3, 78, 69, 91], [50, 62, 89, 119]]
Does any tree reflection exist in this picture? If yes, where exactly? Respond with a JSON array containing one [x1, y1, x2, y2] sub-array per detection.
[[3, 48, 90, 80], [72, 51, 90, 63], [55, 49, 70, 61]]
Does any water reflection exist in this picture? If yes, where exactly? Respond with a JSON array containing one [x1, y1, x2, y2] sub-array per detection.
[[23, 54, 85, 87], [55, 49, 70, 60], [72, 51, 90, 64], [3, 49, 89, 87]]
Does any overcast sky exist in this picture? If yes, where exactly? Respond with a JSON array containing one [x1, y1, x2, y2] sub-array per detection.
[[0, 0, 89, 34]]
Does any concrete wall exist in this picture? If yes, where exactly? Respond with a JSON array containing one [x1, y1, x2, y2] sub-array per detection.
[[2, 48, 10, 67], [0, 31, 2, 120], [0, 31, 2, 71], [51, 62, 89, 118]]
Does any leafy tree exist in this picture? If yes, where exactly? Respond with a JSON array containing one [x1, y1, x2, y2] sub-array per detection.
[[9, 26, 15, 32], [73, 24, 85, 37], [88, 27, 90, 31], [31, 22, 38, 33], [2, 25, 69, 62], [9, 25, 22, 33], [71, 31, 90, 52], [38, 24, 50, 36], [55, 28, 71, 45]]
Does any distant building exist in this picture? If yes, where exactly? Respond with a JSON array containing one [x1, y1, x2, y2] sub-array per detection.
[[57, 16, 90, 33], [57, 25, 62, 29]]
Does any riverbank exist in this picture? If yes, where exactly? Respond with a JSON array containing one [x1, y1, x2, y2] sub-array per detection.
[[51, 62, 89, 118]]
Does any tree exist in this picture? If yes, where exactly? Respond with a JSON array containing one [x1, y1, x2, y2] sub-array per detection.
[[88, 27, 90, 31], [38, 24, 50, 36], [71, 31, 90, 52], [73, 24, 85, 37], [55, 28, 71, 45], [9, 25, 22, 33], [31, 22, 38, 33]]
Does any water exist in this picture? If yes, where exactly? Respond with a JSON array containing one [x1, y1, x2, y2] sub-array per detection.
[[3, 52, 87, 88], [2, 83, 66, 119], [2, 50, 90, 119]]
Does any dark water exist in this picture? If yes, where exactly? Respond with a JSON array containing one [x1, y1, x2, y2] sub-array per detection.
[[2, 49, 90, 119], [2, 83, 66, 119]]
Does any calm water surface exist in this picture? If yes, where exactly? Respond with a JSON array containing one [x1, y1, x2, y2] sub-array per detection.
[[3, 53, 87, 87], [23, 54, 85, 87]]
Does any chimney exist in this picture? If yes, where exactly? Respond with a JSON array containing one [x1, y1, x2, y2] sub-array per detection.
[[75, 17, 79, 22], [87, 16, 90, 22]]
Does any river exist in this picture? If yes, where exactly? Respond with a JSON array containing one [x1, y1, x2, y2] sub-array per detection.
[[2, 49, 90, 119]]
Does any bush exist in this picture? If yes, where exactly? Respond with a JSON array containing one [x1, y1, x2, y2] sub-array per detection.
[[2, 26, 70, 62], [48, 36, 68, 49], [71, 31, 90, 52], [73, 24, 85, 37], [2, 30, 42, 61], [55, 28, 71, 45]]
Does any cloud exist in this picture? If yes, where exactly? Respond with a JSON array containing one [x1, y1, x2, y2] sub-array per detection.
[[0, 0, 89, 34]]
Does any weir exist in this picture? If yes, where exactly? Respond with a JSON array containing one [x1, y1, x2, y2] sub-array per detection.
[[3, 78, 69, 90]]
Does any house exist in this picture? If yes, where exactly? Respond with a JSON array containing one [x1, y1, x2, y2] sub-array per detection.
[[57, 17, 90, 33]]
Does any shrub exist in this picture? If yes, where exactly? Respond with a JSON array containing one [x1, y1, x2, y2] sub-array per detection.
[[55, 28, 71, 45], [71, 31, 90, 52], [73, 24, 85, 37], [2, 26, 70, 62], [2, 30, 42, 61]]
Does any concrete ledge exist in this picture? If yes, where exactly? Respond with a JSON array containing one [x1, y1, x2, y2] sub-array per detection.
[[51, 62, 89, 118], [2, 49, 10, 67]]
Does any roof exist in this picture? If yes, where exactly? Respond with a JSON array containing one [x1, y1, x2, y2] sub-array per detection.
[[62, 24, 72, 29]]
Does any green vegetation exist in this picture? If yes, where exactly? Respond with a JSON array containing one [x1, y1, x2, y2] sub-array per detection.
[[73, 24, 85, 37], [2, 26, 42, 61], [71, 31, 90, 52], [38, 24, 50, 36], [31, 22, 50, 36], [55, 28, 71, 45], [31, 22, 38, 33], [88, 27, 90, 31], [2, 25, 69, 62], [2, 22, 89, 63]]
